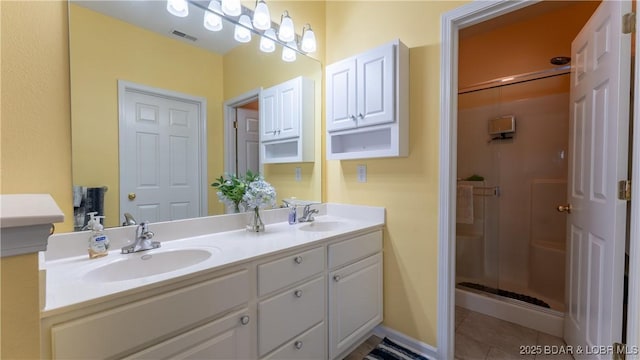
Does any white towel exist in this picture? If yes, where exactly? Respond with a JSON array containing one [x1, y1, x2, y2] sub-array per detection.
[[456, 184, 474, 224]]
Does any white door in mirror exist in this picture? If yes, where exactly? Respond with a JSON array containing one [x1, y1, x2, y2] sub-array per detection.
[[119, 83, 204, 223]]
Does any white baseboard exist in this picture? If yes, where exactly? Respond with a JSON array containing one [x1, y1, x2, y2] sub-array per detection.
[[372, 325, 438, 359]]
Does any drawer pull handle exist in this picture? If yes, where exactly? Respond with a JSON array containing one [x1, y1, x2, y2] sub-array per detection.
[[240, 315, 250, 325], [294, 341, 303, 350], [294, 290, 303, 298], [294, 256, 303, 264], [333, 275, 341, 282]]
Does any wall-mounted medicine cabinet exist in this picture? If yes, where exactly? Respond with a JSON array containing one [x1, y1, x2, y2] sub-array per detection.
[[325, 39, 409, 160], [260, 76, 315, 164]]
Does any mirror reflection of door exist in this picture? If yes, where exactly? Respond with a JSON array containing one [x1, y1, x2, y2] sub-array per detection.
[[235, 105, 260, 176], [119, 81, 207, 224]]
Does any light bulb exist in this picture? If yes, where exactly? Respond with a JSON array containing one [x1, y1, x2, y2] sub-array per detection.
[[282, 41, 297, 62], [234, 15, 252, 43], [204, 1, 223, 31], [167, 0, 189, 17], [278, 11, 295, 42], [221, 0, 241, 16], [253, 0, 271, 31], [260, 29, 276, 53], [300, 25, 316, 53]]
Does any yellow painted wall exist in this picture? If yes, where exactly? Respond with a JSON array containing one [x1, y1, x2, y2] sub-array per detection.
[[324, 1, 467, 347], [223, 1, 325, 204], [1, 1, 72, 357], [69, 4, 225, 227]]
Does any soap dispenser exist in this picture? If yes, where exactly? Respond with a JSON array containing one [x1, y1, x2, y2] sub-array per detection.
[[87, 212, 110, 259]]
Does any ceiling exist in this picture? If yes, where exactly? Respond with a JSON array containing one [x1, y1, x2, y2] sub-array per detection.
[[72, 0, 241, 55]]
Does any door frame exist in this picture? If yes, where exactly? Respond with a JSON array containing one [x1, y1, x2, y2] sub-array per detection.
[[223, 88, 262, 176], [437, 1, 640, 359], [117, 80, 208, 218]]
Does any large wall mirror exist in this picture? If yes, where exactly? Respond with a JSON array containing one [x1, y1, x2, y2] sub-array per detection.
[[69, 0, 322, 230]]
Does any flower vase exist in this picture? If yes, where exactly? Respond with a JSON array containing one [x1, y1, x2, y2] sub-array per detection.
[[247, 207, 265, 232]]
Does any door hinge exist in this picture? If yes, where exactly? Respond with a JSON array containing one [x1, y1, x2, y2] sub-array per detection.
[[233, 120, 238, 129], [613, 342, 627, 360], [623, 12, 635, 34], [618, 180, 631, 201]]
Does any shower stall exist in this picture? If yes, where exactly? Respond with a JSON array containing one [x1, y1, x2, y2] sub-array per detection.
[[455, 68, 571, 333]]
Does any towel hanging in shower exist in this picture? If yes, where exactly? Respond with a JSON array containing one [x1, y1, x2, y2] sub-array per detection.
[[456, 184, 474, 224]]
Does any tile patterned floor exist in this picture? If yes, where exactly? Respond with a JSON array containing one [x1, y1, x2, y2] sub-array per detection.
[[344, 308, 573, 360], [343, 335, 383, 360], [456, 307, 574, 360]]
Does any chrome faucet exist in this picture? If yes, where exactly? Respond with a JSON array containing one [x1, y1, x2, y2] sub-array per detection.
[[298, 204, 319, 223], [122, 212, 137, 226], [121, 222, 160, 254]]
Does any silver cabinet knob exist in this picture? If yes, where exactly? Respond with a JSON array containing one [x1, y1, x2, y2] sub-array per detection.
[[294, 341, 303, 350], [294, 256, 303, 264], [240, 315, 250, 325], [294, 290, 303, 298], [350, 115, 357, 121], [333, 274, 341, 282], [358, 113, 364, 119]]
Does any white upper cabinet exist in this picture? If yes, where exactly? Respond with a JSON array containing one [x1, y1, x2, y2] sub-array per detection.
[[326, 39, 408, 160], [259, 76, 314, 163]]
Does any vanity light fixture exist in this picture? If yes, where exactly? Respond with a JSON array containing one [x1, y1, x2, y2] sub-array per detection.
[[260, 29, 277, 53], [234, 14, 253, 43], [221, 0, 241, 16], [203, 0, 223, 32], [278, 11, 295, 42], [167, 0, 189, 17], [300, 24, 316, 53], [252, 0, 271, 31], [282, 41, 297, 62], [169, 0, 317, 61]]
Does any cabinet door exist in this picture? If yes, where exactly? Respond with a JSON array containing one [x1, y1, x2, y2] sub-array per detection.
[[329, 253, 383, 360], [356, 43, 395, 128], [260, 86, 279, 142], [125, 308, 254, 360], [277, 78, 300, 140], [326, 58, 357, 132]]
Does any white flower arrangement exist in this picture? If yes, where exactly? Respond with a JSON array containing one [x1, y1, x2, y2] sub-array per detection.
[[212, 171, 276, 212]]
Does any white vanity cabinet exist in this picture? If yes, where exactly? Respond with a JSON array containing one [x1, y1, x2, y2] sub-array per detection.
[[41, 266, 254, 359], [328, 231, 383, 360], [260, 76, 315, 164], [257, 246, 326, 359], [326, 39, 408, 160]]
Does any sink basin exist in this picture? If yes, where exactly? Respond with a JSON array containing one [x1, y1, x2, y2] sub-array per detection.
[[83, 248, 218, 282], [298, 221, 345, 232]]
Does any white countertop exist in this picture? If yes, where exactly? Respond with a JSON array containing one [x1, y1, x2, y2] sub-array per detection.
[[41, 204, 385, 317]]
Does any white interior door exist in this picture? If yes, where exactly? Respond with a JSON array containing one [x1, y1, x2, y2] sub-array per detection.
[[236, 108, 259, 175], [120, 84, 204, 224], [564, 0, 631, 355]]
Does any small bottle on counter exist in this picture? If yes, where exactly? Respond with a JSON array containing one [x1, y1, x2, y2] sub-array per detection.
[[86, 212, 110, 259], [288, 206, 297, 224]]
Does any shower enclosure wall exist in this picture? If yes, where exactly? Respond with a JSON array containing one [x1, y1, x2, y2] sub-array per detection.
[[456, 73, 570, 319]]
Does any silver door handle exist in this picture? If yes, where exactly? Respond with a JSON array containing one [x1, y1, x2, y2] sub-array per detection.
[[294, 290, 303, 298], [294, 341, 303, 350], [333, 275, 341, 282], [294, 256, 303, 264], [240, 315, 250, 325]]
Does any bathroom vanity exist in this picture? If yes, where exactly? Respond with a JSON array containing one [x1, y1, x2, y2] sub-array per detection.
[[40, 204, 384, 359]]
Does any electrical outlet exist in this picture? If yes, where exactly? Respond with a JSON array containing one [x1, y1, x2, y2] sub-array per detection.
[[357, 165, 367, 183], [295, 167, 302, 181]]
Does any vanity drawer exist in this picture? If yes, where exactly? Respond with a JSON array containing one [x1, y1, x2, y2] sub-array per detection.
[[50, 269, 249, 359], [258, 276, 325, 356], [258, 246, 324, 296], [328, 230, 382, 269], [263, 321, 325, 360]]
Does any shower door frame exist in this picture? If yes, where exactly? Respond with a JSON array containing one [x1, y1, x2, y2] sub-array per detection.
[[437, 1, 640, 359]]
